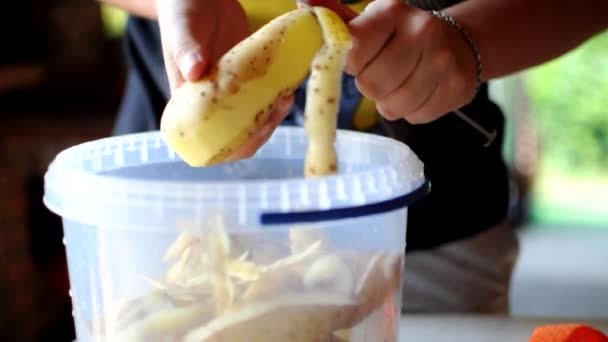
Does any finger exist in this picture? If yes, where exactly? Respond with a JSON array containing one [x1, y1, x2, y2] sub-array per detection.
[[157, 13, 182, 93], [355, 32, 423, 100], [298, 0, 358, 22], [176, 49, 206, 82], [157, 10, 208, 92], [375, 47, 448, 121], [158, 1, 213, 81], [405, 56, 474, 124], [404, 62, 477, 124], [268, 94, 295, 124], [228, 125, 272, 161], [345, 0, 403, 75], [162, 48, 185, 93], [227, 94, 294, 160], [402, 82, 449, 124], [171, 24, 208, 82], [227, 110, 286, 160]]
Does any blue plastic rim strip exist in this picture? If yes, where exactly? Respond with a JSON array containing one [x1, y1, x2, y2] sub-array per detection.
[[260, 178, 431, 225]]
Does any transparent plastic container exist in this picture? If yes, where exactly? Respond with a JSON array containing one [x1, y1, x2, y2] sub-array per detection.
[[43, 126, 428, 342]]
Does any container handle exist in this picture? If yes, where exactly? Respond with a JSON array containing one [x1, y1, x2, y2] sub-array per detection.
[[260, 178, 431, 225]]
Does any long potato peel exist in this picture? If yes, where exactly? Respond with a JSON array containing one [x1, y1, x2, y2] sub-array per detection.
[[303, 6, 352, 177], [160, 6, 353, 177]]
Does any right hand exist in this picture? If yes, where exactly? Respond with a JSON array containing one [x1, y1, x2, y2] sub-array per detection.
[[156, 0, 295, 160]]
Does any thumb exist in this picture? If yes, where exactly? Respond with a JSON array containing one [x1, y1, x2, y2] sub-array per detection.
[[159, 26, 208, 92], [174, 41, 207, 82], [157, 0, 212, 84], [297, 0, 359, 23]]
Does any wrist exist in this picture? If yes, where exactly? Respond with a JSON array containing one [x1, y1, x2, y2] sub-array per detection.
[[430, 10, 482, 103]]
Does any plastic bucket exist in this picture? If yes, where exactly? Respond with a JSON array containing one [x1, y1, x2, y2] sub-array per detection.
[[43, 126, 428, 341]]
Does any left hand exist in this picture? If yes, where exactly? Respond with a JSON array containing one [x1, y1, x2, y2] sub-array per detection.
[[305, 0, 479, 124]]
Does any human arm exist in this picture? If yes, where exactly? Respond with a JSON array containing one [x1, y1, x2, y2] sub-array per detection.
[[446, 0, 608, 81]]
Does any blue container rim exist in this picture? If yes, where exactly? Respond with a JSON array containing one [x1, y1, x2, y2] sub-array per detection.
[[260, 177, 430, 225]]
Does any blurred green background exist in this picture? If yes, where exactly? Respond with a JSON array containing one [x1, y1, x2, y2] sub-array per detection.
[[495, 31, 608, 229], [525, 32, 608, 227], [100, 4, 608, 229]]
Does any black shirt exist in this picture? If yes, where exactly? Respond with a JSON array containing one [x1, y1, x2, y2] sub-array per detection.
[[113, 1, 511, 252]]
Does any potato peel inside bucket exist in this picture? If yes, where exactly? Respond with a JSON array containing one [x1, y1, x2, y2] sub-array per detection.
[[93, 215, 402, 341], [183, 292, 357, 342]]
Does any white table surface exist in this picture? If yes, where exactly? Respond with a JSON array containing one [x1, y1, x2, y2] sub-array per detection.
[[399, 314, 608, 342], [73, 314, 608, 341]]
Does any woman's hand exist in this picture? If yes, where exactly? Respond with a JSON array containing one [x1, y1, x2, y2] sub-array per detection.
[[346, 0, 479, 124], [305, 0, 479, 124], [155, 0, 250, 92], [156, 0, 294, 159]]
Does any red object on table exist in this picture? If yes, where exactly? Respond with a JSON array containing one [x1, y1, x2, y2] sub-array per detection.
[[529, 324, 608, 342]]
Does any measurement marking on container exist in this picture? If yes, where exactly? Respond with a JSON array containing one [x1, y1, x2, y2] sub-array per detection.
[[281, 183, 289, 212], [336, 179, 347, 202], [114, 146, 125, 166], [140, 135, 149, 162], [167, 146, 176, 160], [238, 186, 246, 224], [128, 135, 136, 151], [93, 144, 102, 170], [300, 181, 310, 207], [319, 181, 330, 209], [260, 183, 269, 210]]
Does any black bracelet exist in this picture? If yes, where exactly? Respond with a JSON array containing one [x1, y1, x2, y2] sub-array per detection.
[[430, 10, 483, 98]]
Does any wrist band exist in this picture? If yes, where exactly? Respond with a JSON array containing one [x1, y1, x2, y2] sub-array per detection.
[[430, 10, 483, 98]]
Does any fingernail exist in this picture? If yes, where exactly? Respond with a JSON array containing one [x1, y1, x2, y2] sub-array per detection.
[[178, 52, 202, 79]]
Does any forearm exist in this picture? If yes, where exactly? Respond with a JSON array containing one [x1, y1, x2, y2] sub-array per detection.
[[97, 0, 157, 19], [447, 0, 608, 81]]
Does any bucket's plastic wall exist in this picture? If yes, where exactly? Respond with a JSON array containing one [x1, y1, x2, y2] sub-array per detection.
[[44, 127, 425, 341], [64, 210, 407, 341]]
